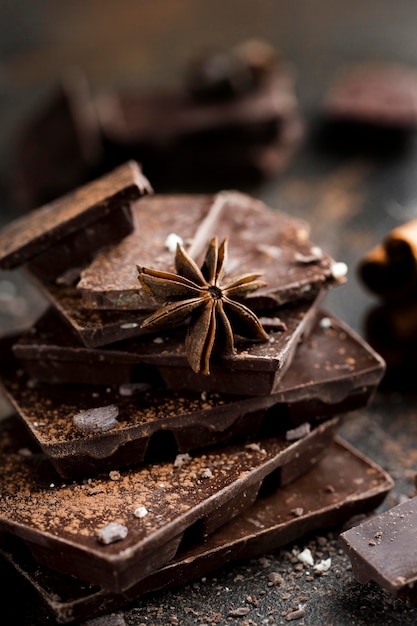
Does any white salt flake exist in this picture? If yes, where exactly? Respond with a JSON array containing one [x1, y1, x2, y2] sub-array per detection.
[[97, 522, 128, 545], [200, 468, 213, 479], [119, 322, 138, 329], [134, 506, 148, 518], [314, 558, 332, 572], [319, 316, 332, 329], [153, 336, 164, 344], [174, 453, 192, 468], [73, 405, 119, 432], [296, 548, 314, 566], [331, 261, 348, 280], [165, 233, 183, 252]]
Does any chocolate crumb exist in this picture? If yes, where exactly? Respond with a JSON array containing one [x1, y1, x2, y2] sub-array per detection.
[[228, 607, 251, 617]]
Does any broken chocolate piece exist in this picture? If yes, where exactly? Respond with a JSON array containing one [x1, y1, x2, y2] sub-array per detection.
[[0, 438, 393, 624], [12, 293, 323, 395], [0, 161, 152, 281], [3, 310, 385, 478], [0, 414, 338, 593], [339, 495, 417, 605], [76, 191, 341, 312]]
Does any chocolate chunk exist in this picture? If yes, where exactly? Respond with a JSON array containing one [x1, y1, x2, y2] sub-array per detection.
[[0, 414, 338, 593], [76, 191, 341, 312], [0, 161, 152, 280], [11, 293, 323, 396], [3, 310, 385, 478], [0, 438, 393, 623], [339, 496, 417, 605]]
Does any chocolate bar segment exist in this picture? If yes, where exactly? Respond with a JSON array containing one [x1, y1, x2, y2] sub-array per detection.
[[4, 310, 385, 478], [12, 293, 322, 394], [76, 191, 342, 312], [0, 438, 393, 624], [0, 161, 152, 280], [339, 495, 417, 605], [0, 413, 338, 593]]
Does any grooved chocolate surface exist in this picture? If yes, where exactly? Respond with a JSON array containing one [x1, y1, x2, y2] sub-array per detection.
[[0, 438, 393, 624], [5, 310, 385, 479], [0, 414, 338, 593]]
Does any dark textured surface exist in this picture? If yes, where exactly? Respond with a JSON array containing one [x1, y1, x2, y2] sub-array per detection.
[[2, 2, 417, 624]]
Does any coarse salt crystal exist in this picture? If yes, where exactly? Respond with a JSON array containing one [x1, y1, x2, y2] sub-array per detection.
[[296, 548, 314, 566], [165, 233, 183, 252]]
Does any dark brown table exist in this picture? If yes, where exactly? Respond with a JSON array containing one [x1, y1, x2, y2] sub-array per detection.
[[1, 2, 417, 624]]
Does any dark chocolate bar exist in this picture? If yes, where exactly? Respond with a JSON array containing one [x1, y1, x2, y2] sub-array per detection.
[[0, 161, 152, 281], [4, 310, 385, 478], [0, 413, 338, 593], [339, 495, 417, 605], [12, 292, 323, 394], [0, 437, 393, 624], [76, 191, 343, 312]]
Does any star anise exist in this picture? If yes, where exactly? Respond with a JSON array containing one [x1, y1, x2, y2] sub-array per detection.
[[137, 237, 269, 375]]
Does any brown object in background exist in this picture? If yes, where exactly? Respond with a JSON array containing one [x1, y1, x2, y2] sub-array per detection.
[[323, 62, 417, 129], [12, 66, 104, 212], [358, 218, 417, 302], [319, 62, 417, 153]]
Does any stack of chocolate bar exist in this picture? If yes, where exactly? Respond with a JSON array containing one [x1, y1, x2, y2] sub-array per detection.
[[13, 39, 304, 212], [0, 161, 392, 623]]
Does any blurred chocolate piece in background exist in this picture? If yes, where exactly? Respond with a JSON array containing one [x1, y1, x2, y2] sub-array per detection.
[[318, 62, 417, 153], [11, 40, 304, 211]]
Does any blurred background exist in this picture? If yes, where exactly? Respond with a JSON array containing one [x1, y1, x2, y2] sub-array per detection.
[[2, 0, 417, 339]]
